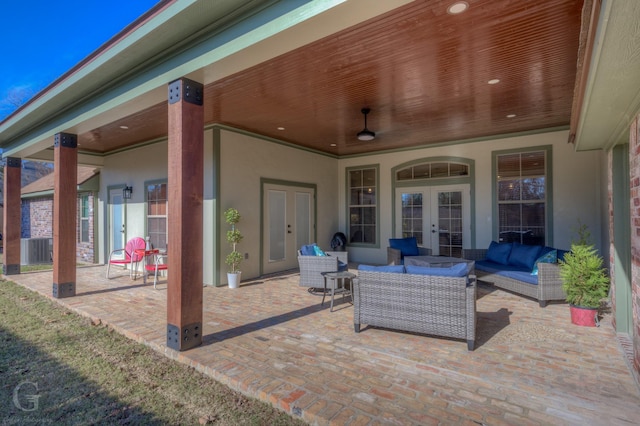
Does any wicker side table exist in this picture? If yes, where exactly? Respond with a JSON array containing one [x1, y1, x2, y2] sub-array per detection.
[[321, 271, 355, 312]]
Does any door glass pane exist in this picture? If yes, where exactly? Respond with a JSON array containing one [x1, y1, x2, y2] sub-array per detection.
[[269, 190, 286, 261], [437, 191, 463, 258], [400, 192, 423, 244], [295, 192, 310, 251], [111, 193, 124, 253]]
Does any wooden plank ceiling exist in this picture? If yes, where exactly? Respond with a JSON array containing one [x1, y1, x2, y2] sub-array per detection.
[[78, 0, 585, 156]]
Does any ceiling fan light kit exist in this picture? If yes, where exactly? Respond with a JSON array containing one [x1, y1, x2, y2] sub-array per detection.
[[357, 107, 375, 141]]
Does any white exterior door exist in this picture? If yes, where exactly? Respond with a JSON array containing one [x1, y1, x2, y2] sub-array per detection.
[[263, 183, 315, 274], [396, 185, 470, 257], [108, 187, 126, 259]]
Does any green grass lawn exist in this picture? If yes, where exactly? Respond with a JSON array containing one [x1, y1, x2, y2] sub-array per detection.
[[0, 279, 307, 425]]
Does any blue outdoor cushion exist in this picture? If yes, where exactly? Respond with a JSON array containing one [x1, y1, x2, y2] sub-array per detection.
[[557, 249, 569, 262], [498, 270, 539, 285], [531, 250, 557, 275], [405, 262, 468, 277], [358, 264, 405, 273], [486, 241, 513, 265], [300, 244, 317, 256], [338, 261, 348, 272], [508, 243, 542, 270], [389, 237, 419, 257], [475, 260, 529, 274], [313, 245, 327, 256], [539, 246, 555, 257]]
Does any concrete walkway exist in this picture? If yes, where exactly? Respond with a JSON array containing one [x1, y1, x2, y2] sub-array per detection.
[[6, 265, 640, 425]]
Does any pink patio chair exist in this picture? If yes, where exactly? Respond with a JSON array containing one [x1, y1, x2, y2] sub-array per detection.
[[106, 237, 146, 279]]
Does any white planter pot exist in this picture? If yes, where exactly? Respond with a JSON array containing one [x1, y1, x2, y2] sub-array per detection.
[[227, 272, 241, 289]]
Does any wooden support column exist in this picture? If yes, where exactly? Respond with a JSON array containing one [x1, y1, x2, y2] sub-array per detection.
[[3, 157, 22, 275], [52, 133, 78, 298], [166, 78, 204, 351]]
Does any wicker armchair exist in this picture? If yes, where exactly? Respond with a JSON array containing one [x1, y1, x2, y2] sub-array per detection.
[[297, 251, 348, 288], [387, 246, 431, 265]]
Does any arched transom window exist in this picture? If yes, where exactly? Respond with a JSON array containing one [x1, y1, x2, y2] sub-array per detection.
[[396, 161, 469, 181]]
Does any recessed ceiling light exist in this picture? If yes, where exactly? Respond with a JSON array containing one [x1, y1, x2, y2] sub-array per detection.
[[330, 143, 337, 147], [119, 125, 129, 130], [488, 79, 500, 85], [506, 114, 517, 118], [447, 1, 469, 15], [277, 127, 285, 131]]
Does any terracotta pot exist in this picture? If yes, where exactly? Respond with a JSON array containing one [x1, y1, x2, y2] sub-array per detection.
[[569, 304, 599, 327]]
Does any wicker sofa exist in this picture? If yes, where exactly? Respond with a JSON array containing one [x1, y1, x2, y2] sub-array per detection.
[[463, 245, 565, 307], [352, 269, 477, 350]]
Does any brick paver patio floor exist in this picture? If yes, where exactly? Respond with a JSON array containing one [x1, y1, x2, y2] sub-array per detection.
[[7, 265, 640, 425]]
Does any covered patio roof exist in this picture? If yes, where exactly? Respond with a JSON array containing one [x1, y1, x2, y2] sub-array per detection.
[[9, 265, 640, 424], [1, 0, 637, 163]]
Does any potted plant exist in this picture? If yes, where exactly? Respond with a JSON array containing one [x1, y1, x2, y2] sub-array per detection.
[[559, 223, 609, 326], [224, 208, 243, 288]]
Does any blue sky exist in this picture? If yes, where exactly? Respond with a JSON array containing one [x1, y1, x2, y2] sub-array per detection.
[[0, 1, 160, 121]]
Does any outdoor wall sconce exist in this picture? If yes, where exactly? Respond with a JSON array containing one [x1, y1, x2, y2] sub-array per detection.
[[123, 186, 133, 200]]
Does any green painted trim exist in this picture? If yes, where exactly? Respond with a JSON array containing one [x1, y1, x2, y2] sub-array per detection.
[[143, 178, 168, 243], [21, 190, 54, 199], [390, 157, 476, 249], [213, 128, 222, 286], [210, 123, 338, 159], [491, 145, 553, 245], [344, 164, 380, 249], [259, 178, 318, 276], [78, 173, 100, 192], [612, 144, 632, 333], [340, 126, 569, 159]]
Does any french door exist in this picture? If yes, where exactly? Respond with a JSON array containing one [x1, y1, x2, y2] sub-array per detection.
[[395, 185, 470, 257], [262, 183, 315, 274], [108, 187, 126, 259]]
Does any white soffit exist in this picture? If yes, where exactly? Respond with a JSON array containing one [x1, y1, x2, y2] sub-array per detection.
[[575, 0, 640, 151]]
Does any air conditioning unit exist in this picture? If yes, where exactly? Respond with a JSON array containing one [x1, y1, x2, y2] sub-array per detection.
[[20, 238, 53, 265]]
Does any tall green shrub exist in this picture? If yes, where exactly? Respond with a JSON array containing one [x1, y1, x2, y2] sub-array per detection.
[[224, 208, 243, 273], [559, 243, 609, 308]]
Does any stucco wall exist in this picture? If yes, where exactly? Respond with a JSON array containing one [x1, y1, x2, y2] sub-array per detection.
[[338, 130, 604, 265], [218, 128, 338, 284], [97, 127, 338, 286], [97, 140, 170, 265]]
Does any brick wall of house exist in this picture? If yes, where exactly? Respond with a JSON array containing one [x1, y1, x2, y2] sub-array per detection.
[[629, 113, 640, 375], [21, 197, 53, 238], [20, 193, 95, 263]]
